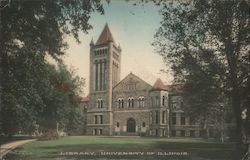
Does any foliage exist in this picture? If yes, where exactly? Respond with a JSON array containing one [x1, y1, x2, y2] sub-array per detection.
[[0, 0, 103, 136], [153, 0, 249, 142]]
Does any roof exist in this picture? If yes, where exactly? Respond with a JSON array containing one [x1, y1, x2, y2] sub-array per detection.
[[152, 78, 183, 93], [113, 72, 152, 90], [152, 78, 166, 90], [96, 23, 115, 45]]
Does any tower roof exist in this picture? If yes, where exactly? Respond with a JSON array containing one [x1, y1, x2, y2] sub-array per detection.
[[96, 23, 115, 45], [152, 78, 167, 90]]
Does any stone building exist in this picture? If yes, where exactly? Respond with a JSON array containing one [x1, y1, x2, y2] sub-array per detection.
[[82, 24, 201, 137]]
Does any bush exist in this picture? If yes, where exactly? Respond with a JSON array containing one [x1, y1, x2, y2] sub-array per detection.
[[38, 131, 59, 141]]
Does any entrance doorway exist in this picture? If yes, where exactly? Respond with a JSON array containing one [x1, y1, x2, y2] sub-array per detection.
[[127, 118, 136, 132]]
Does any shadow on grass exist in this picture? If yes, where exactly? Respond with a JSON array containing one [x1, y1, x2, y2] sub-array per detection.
[[4, 137, 240, 160]]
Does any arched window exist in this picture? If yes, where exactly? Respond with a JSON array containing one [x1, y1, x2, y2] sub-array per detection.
[[117, 98, 124, 108], [128, 97, 134, 108], [117, 122, 120, 128], [121, 99, 124, 108], [138, 96, 145, 107], [97, 99, 104, 108]]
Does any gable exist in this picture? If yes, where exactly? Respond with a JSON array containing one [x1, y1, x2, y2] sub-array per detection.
[[113, 73, 152, 92]]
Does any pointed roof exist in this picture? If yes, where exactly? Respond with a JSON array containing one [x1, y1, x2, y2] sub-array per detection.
[[96, 23, 115, 45], [152, 78, 167, 90]]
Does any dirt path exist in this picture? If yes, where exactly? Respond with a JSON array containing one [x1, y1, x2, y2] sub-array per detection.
[[0, 139, 35, 159]]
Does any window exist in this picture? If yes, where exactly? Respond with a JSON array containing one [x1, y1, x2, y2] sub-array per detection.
[[99, 129, 103, 135], [181, 113, 185, 125], [172, 102, 177, 110], [162, 111, 165, 124], [128, 97, 134, 108], [117, 99, 120, 108], [116, 122, 119, 127], [100, 115, 103, 124], [155, 96, 159, 106], [155, 111, 159, 124], [162, 96, 165, 106], [97, 99, 104, 108], [138, 96, 145, 107], [142, 122, 146, 127], [181, 130, 186, 137], [117, 99, 124, 108], [94, 115, 98, 124], [121, 99, 124, 108], [172, 113, 176, 125], [100, 100, 103, 108]]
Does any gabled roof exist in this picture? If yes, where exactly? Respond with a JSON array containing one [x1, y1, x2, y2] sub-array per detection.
[[96, 23, 115, 45], [113, 72, 152, 91]]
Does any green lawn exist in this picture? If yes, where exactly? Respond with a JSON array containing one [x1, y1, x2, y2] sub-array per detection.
[[5, 136, 240, 160]]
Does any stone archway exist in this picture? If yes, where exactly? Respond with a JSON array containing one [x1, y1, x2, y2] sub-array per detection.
[[127, 118, 136, 133]]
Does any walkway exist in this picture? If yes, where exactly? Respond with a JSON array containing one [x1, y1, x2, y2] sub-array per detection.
[[0, 139, 35, 159]]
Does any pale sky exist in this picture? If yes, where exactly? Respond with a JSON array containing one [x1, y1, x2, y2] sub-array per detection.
[[62, 1, 173, 96]]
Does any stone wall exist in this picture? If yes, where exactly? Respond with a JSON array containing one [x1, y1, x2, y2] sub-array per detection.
[[113, 110, 150, 135]]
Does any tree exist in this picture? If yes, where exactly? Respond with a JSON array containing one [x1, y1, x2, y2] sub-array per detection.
[[0, 0, 104, 136], [153, 0, 249, 144]]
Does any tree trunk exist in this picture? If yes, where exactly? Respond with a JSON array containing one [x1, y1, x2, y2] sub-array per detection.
[[232, 88, 242, 143]]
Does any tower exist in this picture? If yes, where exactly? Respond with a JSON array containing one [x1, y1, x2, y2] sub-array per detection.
[[87, 24, 121, 135]]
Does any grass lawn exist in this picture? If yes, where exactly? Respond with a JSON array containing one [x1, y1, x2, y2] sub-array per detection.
[[5, 136, 240, 160]]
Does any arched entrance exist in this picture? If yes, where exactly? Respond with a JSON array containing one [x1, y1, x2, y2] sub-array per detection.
[[127, 118, 136, 133]]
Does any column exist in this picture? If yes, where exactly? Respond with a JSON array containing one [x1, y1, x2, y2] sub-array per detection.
[[103, 60, 106, 90], [95, 61, 99, 91]]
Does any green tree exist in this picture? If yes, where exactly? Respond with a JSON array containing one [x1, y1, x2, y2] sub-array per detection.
[[0, 0, 104, 136], [153, 0, 249, 143]]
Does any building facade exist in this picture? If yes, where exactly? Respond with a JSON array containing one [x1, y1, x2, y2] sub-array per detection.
[[84, 24, 201, 137]]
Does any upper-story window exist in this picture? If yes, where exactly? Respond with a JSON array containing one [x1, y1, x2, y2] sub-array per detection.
[[94, 48, 108, 56], [97, 99, 104, 108], [172, 101, 178, 110], [155, 111, 159, 124], [151, 97, 154, 106], [162, 96, 165, 106], [128, 97, 134, 108], [117, 98, 124, 108], [155, 96, 159, 106], [138, 96, 145, 107]]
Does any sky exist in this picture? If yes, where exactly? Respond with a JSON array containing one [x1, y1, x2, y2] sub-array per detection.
[[62, 1, 173, 96]]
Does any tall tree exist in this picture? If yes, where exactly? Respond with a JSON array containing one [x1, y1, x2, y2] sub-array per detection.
[[153, 0, 249, 143], [0, 0, 104, 136]]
